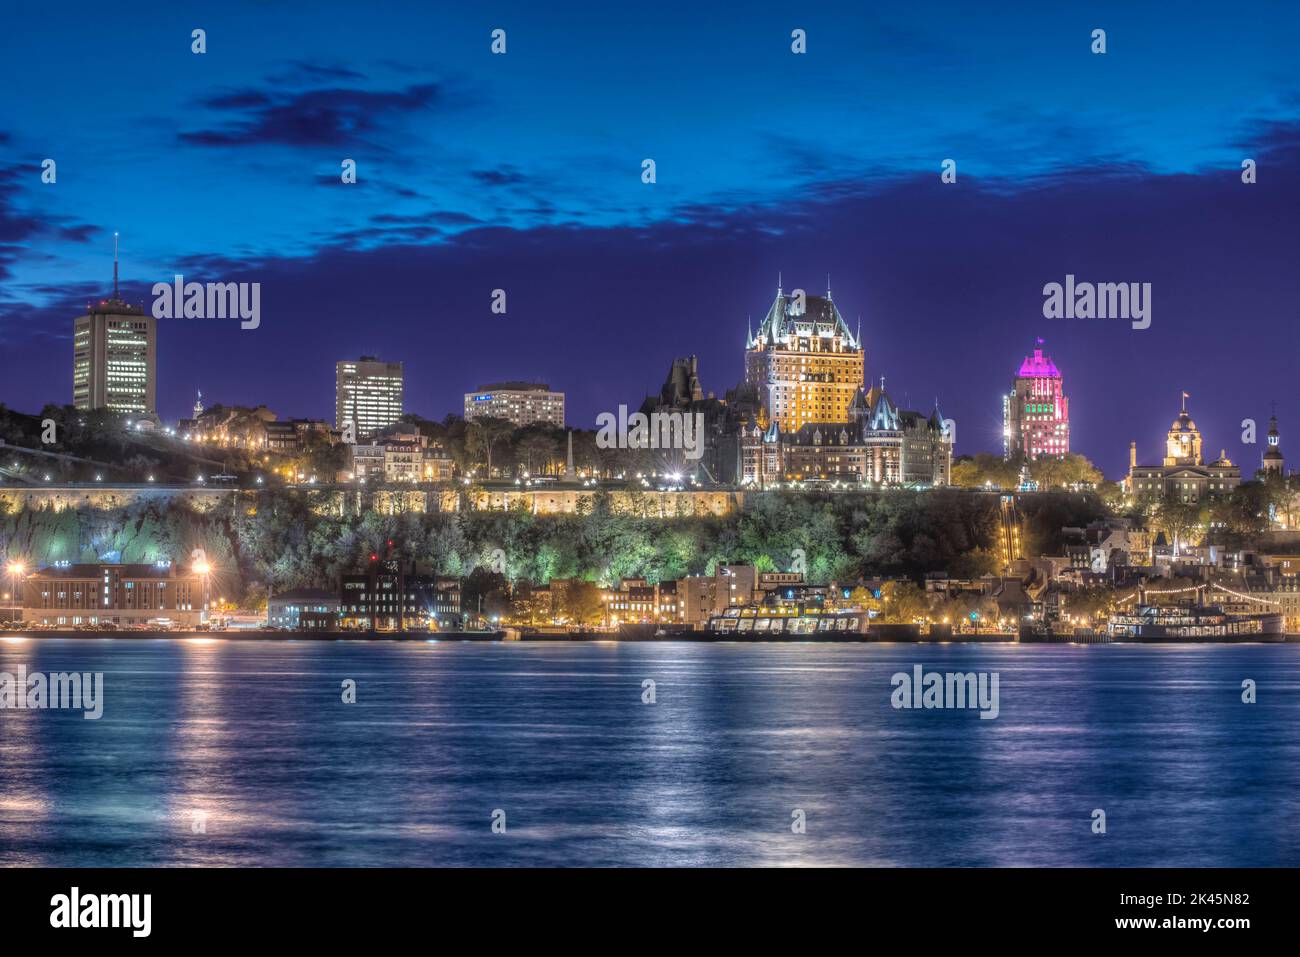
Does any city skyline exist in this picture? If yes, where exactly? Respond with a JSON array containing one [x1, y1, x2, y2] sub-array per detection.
[[2, 2, 1298, 479], [4, 253, 1293, 483]]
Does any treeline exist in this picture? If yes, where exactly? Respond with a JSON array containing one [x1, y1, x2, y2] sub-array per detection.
[[0, 489, 1107, 602], [951, 451, 1105, 489]]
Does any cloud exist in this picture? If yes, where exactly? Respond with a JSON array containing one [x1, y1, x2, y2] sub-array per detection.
[[471, 166, 530, 187], [179, 82, 444, 148], [0, 169, 101, 280]]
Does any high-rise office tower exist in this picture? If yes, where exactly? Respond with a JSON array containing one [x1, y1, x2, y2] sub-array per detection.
[[336, 356, 404, 438], [1003, 341, 1069, 459], [72, 236, 157, 414]]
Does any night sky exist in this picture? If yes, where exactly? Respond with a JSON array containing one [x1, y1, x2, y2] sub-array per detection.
[[2, 1, 1297, 478]]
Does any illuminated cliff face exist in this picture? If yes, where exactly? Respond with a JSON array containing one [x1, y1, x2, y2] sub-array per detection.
[[745, 288, 864, 434]]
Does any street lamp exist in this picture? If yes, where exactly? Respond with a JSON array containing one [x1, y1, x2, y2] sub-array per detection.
[[192, 558, 211, 625], [7, 561, 24, 621]]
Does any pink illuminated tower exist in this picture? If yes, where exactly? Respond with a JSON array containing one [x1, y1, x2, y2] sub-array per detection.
[[1003, 340, 1069, 459]]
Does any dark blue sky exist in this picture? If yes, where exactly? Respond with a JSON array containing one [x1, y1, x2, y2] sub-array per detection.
[[2, 1, 1298, 478]]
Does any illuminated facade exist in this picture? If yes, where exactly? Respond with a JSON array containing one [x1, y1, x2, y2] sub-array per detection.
[[855, 384, 952, 486], [336, 356, 404, 438], [744, 281, 864, 433], [22, 562, 201, 627], [1127, 395, 1241, 501], [464, 382, 565, 428], [72, 302, 157, 414], [738, 384, 952, 486], [1003, 344, 1069, 459]]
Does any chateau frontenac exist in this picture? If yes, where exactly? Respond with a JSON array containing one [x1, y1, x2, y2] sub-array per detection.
[[639, 280, 953, 486]]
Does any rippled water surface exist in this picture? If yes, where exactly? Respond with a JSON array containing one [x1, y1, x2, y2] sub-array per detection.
[[1, 638, 1297, 866]]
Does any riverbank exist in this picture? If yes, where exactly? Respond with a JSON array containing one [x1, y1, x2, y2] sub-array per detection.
[[4, 626, 1298, 643]]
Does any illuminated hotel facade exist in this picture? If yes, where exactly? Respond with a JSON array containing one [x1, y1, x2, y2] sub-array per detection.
[[744, 281, 864, 433], [335, 356, 404, 438], [1003, 343, 1069, 459], [464, 382, 565, 428]]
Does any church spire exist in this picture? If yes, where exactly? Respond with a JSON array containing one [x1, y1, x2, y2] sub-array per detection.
[[777, 271, 782, 297]]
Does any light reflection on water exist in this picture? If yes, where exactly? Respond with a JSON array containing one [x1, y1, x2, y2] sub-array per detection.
[[1, 639, 1297, 866]]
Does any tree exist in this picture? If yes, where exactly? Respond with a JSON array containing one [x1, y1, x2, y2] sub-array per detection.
[[1205, 482, 1270, 550], [1061, 586, 1117, 625], [515, 429, 561, 477], [559, 580, 605, 626], [951, 453, 1020, 489], [1151, 495, 1206, 553], [847, 585, 882, 618], [1029, 453, 1103, 489], [879, 579, 928, 623], [466, 417, 514, 478]]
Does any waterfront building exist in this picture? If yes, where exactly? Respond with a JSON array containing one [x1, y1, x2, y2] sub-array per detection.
[[656, 579, 679, 621], [22, 561, 202, 627], [744, 279, 864, 433], [340, 560, 461, 630], [464, 382, 565, 428], [1127, 394, 1240, 502], [606, 578, 659, 623], [336, 356, 404, 438], [72, 245, 157, 414], [1003, 343, 1069, 459], [268, 588, 340, 629]]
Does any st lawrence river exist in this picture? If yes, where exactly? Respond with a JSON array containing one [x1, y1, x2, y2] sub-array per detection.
[[1, 639, 1297, 866]]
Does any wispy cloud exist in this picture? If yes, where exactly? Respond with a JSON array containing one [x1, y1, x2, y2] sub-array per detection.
[[179, 82, 445, 148]]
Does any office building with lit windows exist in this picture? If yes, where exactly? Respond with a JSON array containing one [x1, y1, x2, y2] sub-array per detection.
[[335, 356, 404, 438], [1003, 343, 1069, 459], [464, 382, 565, 427], [72, 296, 157, 414]]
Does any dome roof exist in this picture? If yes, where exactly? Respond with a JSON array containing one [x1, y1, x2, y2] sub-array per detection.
[[1171, 413, 1197, 431]]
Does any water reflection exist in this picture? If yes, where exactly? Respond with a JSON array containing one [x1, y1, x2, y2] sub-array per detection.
[[0, 639, 1297, 866]]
